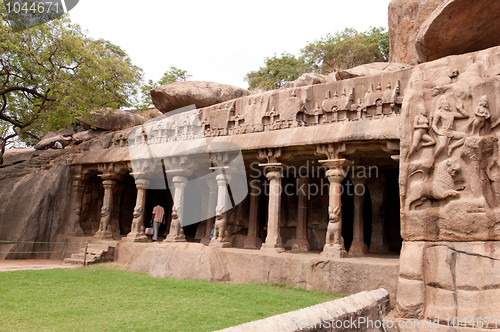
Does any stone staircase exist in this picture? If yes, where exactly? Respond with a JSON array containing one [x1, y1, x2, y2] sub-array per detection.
[[64, 241, 117, 265]]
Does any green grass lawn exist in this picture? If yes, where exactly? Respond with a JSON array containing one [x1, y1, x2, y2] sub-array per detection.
[[0, 265, 341, 331]]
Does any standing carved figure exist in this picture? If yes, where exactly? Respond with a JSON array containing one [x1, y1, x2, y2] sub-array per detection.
[[407, 105, 436, 159], [431, 97, 469, 157], [468, 96, 491, 135]]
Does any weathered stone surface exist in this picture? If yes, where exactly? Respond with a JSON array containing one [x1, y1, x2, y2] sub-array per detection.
[[281, 73, 327, 89], [416, 0, 500, 62], [396, 278, 425, 318], [388, 0, 444, 63], [396, 242, 500, 322], [326, 62, 413, 82], [217, 288, 389, 332], [117, 242, 400, 305], [78, 108, 147, 131], [150, 81, 250, 113], [34, 134, 72, 150], [398, 241, 424, 279], [0, 160, 71, 259]]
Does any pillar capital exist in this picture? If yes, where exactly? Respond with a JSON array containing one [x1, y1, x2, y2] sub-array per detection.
[[319, 158, 353, 169], [102, 179, 117, 188], [134, 178, 150, 189]]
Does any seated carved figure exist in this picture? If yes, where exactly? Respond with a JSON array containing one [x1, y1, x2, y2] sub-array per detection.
[[325, 206, 342, 246], [407, 158, 464, 210], [213, 206, 228, 241], [169, 207, 184, 237]]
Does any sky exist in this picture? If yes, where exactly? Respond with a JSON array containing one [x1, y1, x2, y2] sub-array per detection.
[[69, 0, 392, 89]]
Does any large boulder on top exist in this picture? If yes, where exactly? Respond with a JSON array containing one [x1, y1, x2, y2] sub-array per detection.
[[388, 0, 445, 64], [280, 73, 327, 89], [415, 0, 500, 62], [78, 108, 147, 131], [150, 81, 250, 113]]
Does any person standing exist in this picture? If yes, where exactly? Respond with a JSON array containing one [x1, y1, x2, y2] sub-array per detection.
[[151, 205, 165, 242]]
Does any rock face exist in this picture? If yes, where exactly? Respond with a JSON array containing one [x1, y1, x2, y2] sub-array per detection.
[[78, 108, 148, 131], [150, 81, 250, 113], [326, 62, 413, 82], [281, 73, 327, 89], [0, 149, 71, 259], [415, 0, 500, 62], [388, 0, 445, 64]]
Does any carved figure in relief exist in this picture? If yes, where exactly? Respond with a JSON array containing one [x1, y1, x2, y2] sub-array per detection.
[[407, 159, 464, 209], [467, 96, 491, 135], [431, 97, 469, 157], [325, 206, 342, 246], [407, 105, 436, 159]]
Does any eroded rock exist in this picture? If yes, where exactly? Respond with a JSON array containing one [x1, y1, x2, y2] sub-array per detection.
[[151, 81, 250, 113]]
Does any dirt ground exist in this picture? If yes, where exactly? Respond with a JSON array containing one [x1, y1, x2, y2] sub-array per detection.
[[0, 259, 78, 272]]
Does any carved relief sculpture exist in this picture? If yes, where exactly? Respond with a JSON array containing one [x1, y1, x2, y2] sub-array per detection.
[[407, 104, 436, 159], [431, 96, 469, 157]]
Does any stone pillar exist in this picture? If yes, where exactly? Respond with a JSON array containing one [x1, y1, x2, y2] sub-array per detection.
[[349, 176, 368, 256], [292, 177, 310, 252], [165, 175, 188, 242], [201, 179, 217, 245], [367, 176, 389, 253], [320, 159, 352, 258], [67, 172, 85, 236], [244, 182, 261, 249], [209, 172, 232, 248], [124, 177, 149, 242], [260, 164, 285, 252], [93, 176, 116, 240]]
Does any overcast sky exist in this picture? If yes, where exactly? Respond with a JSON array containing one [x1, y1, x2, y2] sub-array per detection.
[[69, 0, 391, 89]]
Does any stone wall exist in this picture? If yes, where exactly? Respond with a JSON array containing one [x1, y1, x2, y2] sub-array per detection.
[[217, 288, 389, 332], [117, 242, 400, 305], [397, 45, 500, 323]]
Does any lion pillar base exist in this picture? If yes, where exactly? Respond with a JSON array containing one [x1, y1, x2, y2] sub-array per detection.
[[321, 244, 348, 258]]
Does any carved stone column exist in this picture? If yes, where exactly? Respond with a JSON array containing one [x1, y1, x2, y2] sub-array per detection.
[[201, 179, 217, 246], [320, 158, 351, 258], [67, 167, 85, 236], [349, 176, 368, 256], [124, 177, 149, 242], [209, 172, 232, 248], [260, 164, 285, 252], [93, 175, 116, 240], [292, 177, 310, 252], [165, 175, 188, 242], [367, 175, 389, 253], [244, 182, 261, 249]]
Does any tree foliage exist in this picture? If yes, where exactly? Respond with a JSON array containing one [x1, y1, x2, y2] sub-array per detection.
[[245, 27, 389, 91], [245, 53, 310, 91], [302, 27, 389, 74], [0, 5, 142, 162], [136, 66, 191, 109]]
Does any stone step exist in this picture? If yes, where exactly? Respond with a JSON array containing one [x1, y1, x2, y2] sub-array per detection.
[[64, 242, 115, 265]]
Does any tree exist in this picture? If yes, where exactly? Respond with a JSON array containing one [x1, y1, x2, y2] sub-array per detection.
[[301, 27, 389, 74], [136, 66, 191, 109], [245, 53, 311, 91], [245, 27, 389, 91], [0, 5, 142, 163]]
